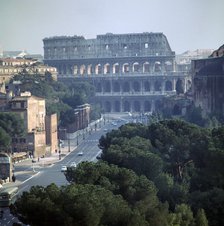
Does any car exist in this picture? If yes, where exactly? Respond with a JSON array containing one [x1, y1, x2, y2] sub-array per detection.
[[96, 153, 102, 160], [61, 165, 67, 172], [77, 151, 84, 156], [70, 162, 77, 168], [31, 159, 37, 163]]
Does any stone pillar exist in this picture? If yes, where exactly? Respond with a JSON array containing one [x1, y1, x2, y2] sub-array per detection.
[[150, 81, 154, 92], [173, 59, 176, 72], [101, 80, 104, 93], [151, 100, 155, 112], [172, 79, 176, 91], [140, 80, 143, 94], [161, 81, 165, 93], [120, 98, 123, 112]]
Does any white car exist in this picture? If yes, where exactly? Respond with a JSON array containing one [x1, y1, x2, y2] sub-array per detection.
[[70, 162, 77, 168], [61, 165, 67, 172], [77, 151, 84, 156]]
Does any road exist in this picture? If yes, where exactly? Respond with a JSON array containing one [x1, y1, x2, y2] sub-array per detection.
[[1, 114, 130, 225]]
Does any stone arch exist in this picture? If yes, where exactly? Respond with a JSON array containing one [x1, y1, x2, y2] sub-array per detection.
[[68, 65, 73, 74], [133, 81, 140, 92], [113, 63, 119, 74], [87, 64, 93, 75], [105, 101, 111, 112], [74, 65, 78, 75], [113, 81, 120, 92], [123, 81, 130, 92], [143, 62, 150, 73], [165, 80, 172, 91], [114, 101, 120, 112], [165, 61, 172, 72], [133, 62, 140, 72], [104, 63, 110, 74], [80, 65, 86, 75], [173, 104, 182, 115], [144, 101, 151, 112], [133, 101, 140, 112], [155, 99, 162, 111], [104, 81, 111, 92], [176, 79, 184, 95], [123, 101, 130, 112], [96, 83, 102, 92], [122, 63, 129, 73], [154, 61, 161, 72], [63, 64, 66, 74], [154, 80, 162, 91], [144, 81, 150, 92], [187, 79, 192, 91], [95, 64, 102, 74], [58, 65, 62, 74]]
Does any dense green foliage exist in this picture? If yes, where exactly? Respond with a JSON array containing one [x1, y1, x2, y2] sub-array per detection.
[[98, 119, 224, 225], [0, 112, 25, 151], [12, 118, 223, 225], [13, 164, 199, 226]]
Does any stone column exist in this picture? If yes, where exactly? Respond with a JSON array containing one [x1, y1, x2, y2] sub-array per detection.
[[151, 100, 155, 112]]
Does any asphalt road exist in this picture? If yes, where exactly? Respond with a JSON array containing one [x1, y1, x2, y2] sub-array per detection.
[[2, 114, 132, 225]]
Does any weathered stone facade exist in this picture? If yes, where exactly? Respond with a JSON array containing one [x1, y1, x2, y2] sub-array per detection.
[[192, 51, 224, 116], [9, 92, 46, 157], [43, 32, 191, 113], [45, 113, 58, 154]]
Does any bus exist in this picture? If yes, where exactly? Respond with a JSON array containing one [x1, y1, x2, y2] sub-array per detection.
[[0, 186, 18, 207]]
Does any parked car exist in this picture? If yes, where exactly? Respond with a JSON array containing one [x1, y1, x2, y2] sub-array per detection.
[[61, 165, 67, 172], [70, 162, 77, 168], [77, 151, 84, 156]]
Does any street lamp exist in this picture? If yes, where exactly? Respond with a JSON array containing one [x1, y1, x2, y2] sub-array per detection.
[[83, 129, 85, 140], [59, 128, 70, 152], [67, 133, 71, 152], [77, 132, 79, 146]]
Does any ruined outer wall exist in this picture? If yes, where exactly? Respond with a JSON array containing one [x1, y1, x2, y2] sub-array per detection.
[[43, 32, 174, 60]]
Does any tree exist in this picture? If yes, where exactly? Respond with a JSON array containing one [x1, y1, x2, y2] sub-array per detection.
[[173, 204, 194, 226], [195, 209, 208, 226], [0, 112, 25, 138], [12, 183, 148, 226], [0, 127, 11, 151]]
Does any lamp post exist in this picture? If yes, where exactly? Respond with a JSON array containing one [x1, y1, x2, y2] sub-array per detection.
[[59, 128, 70, 153], [77, 132, 79, 146], [83, 129, 85, 140], [67, 133, 71, 152]]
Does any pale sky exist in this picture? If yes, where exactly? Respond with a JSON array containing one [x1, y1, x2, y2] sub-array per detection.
[[0, 0, 223, 55]]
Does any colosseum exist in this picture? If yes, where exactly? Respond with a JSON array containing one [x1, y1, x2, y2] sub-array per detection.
[[43, 32, 190, 113]]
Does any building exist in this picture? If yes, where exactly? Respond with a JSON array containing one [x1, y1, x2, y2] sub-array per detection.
[[45, 113, 58, 154], [192, 44, 224, 116], [43, 32, 191, 113], [8, 92, 46, 158], [0, 58, 58, 85], [66, 104, 91, 133]]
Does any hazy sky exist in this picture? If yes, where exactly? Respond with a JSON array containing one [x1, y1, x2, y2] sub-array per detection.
[[0, 0, 223, 54]]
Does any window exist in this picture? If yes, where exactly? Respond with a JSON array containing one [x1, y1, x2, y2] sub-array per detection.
[[21, 102, 25, 108], [145, 43, 149, 48]]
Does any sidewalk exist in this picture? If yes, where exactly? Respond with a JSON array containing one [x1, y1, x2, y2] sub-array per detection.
[[1, 143, 77, 189]]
